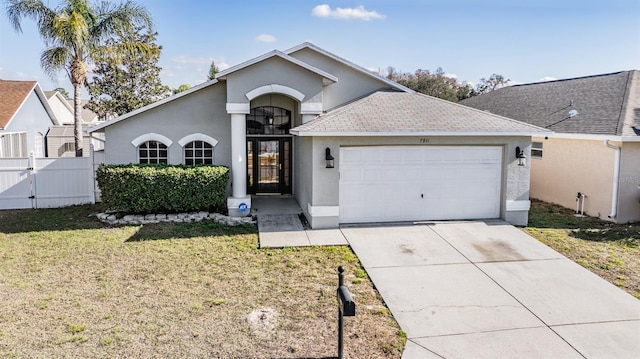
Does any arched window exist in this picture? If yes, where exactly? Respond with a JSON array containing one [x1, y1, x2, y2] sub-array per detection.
[[246, 106, 291, 135], [34, 132, 44, 157], [139, 141, 168, 164], [184, 141, 213, 165]]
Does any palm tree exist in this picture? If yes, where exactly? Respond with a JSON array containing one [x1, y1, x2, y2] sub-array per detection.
[[6, 0, 152, 157]]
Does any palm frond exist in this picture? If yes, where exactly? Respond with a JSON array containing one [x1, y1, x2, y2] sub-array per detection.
[[92, 0, 152, 41], [40, 46, 72, 79], [5, 0, 56, 37]]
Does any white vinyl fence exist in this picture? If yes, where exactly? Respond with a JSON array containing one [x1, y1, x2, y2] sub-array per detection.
[[0, 148, 104, 210]]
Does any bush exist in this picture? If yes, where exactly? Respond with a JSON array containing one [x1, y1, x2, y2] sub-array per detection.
[[96, 164, 229, 214]]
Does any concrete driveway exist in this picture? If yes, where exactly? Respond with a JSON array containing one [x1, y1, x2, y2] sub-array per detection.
[[343, 221, 640, 359]]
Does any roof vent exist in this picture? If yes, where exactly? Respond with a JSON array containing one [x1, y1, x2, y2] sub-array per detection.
[[568, 110, 578, 118]]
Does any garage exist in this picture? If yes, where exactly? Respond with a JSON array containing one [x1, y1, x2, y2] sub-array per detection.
[[339, 146, 503, 223]]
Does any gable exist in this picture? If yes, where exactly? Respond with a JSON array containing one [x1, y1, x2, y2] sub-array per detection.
[[0, 80, 37, 129], [287, 45, 412, 110], [224, 56, 326, 104]]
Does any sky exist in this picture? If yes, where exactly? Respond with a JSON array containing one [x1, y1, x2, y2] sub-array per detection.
[[1, 0, 639, 94]]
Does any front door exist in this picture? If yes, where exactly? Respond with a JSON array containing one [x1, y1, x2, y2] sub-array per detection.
[[247, 138, 291, 194]]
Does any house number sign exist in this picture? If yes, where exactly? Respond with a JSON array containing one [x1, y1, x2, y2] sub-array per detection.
[[419, 138, 430, 143]]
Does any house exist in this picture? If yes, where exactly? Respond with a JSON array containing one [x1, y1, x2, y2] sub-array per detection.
[[0, 80, 59, 158], [44, 90, 102, 157], [460, 71, 640, 223], [88, 42, 549, 228]]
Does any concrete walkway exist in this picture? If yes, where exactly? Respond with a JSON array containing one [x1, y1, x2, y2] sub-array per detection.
[[343, 221, 640, 359], [253, 197, 348, 248]]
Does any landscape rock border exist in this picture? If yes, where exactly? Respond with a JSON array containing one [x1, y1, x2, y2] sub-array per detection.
[[95, 211, 256, 226]]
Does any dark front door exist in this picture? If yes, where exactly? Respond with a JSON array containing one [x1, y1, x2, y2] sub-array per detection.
[[247, 138, 291, 194]]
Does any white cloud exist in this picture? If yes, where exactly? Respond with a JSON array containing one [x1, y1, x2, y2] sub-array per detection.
[[255, 34, 276, 43], [162, 56, 231, 88], [443, 73, 458, 79], [170, 55, 212, 65], [537, 76, 557, 82], [312, 4, 386, 21]]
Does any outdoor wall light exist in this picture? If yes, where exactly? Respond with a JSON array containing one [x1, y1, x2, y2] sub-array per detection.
[[325, 147, 335, 168], [515, 146, 526, 166]]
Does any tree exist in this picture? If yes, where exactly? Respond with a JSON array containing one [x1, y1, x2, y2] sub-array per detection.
[[173, 84, 190, 94], [208, 60, 219, 81], [389, 67, 463, 102], [53, 87, 70, 99], [86, 27, 170, 120], [6, 0, 152, 156], [475, 74, 510, 95], [456, 83, 477, 101]]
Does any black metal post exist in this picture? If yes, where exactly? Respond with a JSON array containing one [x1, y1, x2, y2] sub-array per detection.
[[338, 265, 345, 359]]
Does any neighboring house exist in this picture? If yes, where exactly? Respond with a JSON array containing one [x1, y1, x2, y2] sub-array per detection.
[[461, 71, 640, 224], [44, 90, 103, 157], [89, 42, 549, 228], [0, 80, 59, 158]]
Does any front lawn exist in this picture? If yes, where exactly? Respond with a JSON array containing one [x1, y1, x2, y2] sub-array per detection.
[[523, 200, 640, 299], [0, 206, 404, 358]]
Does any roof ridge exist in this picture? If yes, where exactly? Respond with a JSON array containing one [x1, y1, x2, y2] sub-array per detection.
[[510, 70, 632, 88], [415, 92, 548, 131]]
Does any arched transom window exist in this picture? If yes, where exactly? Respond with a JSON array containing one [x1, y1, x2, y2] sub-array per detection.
[[139, 141, 168, 164], [246, 106, 291, 135]]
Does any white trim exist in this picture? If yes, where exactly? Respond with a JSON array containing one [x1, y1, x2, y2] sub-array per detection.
[[308, 204, 339, 217], [300, 102, 323, 114], [178, 133, 219, 147], [245, 84, 306, 102], [539, 132, 640, 142], [290, 130, 552, 137], [506, 200, 531, 211], [285, 42, 415, 94], [216, 50, 338, 84], [131, 133, 173, 147], [226, 102, 250, 114], [88, 80, 220, 133]]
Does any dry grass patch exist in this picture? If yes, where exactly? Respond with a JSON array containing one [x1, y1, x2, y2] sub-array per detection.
[[523, 200, 640, 299], [0, 206, 403, 358]]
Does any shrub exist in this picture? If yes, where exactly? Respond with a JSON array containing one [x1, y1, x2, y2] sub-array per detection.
[[96, 164, 229, 214]]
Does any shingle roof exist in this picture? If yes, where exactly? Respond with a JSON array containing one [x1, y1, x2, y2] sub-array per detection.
[[291, 91, 549, 136], [0, 80, 37, 129], [460, 71, 639, 136]]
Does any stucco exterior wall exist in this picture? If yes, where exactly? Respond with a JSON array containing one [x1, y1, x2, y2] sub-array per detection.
[[288, 47, 397, 110], [102, 83, 230, 167], [47, 95, 74, 125], [303, 135, 532, 228], [2, 90, 53, 157], [618, 142, 640, 223], [293, 136, 313, 220], [225, 57, 323, 107], [530, 137, 616, 220]]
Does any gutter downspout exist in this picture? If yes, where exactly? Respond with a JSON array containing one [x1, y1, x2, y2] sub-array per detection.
[[604, 140, 621, 218]]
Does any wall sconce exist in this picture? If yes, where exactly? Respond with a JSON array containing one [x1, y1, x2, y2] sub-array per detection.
[[515, 146, 526, 166], [325, 147, 335, 168]]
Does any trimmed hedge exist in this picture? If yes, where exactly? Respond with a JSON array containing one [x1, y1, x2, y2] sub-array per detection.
[[96, 164, 229, 214]]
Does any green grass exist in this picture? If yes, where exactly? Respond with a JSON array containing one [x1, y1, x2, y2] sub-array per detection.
[[524, 200, 640, 299], [0, 205, 403, 358]]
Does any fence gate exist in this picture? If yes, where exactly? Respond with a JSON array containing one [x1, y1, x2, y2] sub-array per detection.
[[0, 158, 33, 209], [0, 150, 101, 210]]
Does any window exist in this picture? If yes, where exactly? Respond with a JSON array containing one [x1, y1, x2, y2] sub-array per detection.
[[0, 132, 27, 158], [184, 140, 213, 165], [34, 132, 44, 157], [246, 106, 291, 135], [139, 140, 168, 164], [531, 142, 543, 158]]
